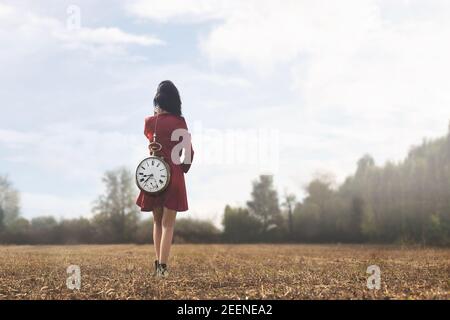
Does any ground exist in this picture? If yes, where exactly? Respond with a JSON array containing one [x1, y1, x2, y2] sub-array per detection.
[[0, 244, 448, 299]]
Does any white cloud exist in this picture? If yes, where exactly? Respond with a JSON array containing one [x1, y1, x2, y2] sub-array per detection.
[[204, 1, 382, 75], [127, 0, 234, 23], [0, 2, 163, 59], [128, 0, 380, 71], [55, 27, 164, 48], [0, 3, 14, 17], [127, 0, 450, 114], [191, 73, 252, 88]]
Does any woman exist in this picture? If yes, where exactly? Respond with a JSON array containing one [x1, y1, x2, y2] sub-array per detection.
[[136, 80, 194, 278]]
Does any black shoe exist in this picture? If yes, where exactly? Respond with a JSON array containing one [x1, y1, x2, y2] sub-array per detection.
[[157, 263, 169, 278], [153, 260, 159, 276]]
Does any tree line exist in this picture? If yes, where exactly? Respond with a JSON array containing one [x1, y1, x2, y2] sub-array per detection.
[[222, 126, 450, 246], [0, 169, 220, 244], [1, 125, 449, 245]]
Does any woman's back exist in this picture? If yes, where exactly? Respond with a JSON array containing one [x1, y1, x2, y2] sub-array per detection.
[[144, 113, 193, 171]]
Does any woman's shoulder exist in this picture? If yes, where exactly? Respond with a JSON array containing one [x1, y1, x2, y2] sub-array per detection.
[[161, 113, 187, 123], [172, 115, 188, 128], [145, 115, 156, 123], [146, 113, 187, 128]]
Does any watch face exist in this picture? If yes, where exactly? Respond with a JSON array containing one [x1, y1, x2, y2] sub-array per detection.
[[136, 157, 170, 194]]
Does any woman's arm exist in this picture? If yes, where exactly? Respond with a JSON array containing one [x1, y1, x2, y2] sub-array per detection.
[[181, 140, 194, 173], [180, 118, 194, 173], [144, 116, 155, 140]]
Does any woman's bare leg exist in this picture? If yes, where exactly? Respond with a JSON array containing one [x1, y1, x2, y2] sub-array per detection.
[[152, 207, 163, 262], [159, 207, 177, 265]]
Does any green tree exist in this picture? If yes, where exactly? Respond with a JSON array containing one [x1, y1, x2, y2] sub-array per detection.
[[0, 206, 4, 232], [134, 218, 153, 244], [301, 177, 336, 241], [92, 167, 139, 243], [246, 175, 282, 235], [222, 205, 263, 242], [282, 193, 296, 240], [0, 175, 20, 229], [58, 218, 94, 244], [175, 218, 220, 243], [30, 216, 58, 243]]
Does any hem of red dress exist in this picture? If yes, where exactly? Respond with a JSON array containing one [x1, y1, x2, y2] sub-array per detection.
[[137, 204, 188, 212]]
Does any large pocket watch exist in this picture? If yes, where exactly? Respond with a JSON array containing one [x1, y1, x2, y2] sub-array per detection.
[[135, 139, 171, 194]]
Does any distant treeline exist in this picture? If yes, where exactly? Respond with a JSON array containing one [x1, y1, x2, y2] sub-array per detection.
[[1, 126, 449, 245], [0, 215, 220, 245], [0, 170, 220, 245]]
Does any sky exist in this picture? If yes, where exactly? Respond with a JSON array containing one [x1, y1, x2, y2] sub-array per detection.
[[0, 0, 449, 227]]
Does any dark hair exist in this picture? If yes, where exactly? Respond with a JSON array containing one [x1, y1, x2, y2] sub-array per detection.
[[153, 80, 182, 116]]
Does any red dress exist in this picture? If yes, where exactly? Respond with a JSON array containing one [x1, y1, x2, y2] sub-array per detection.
[[135, 113, 194, 212]]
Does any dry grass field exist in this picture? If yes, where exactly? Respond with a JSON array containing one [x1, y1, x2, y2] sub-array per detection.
[[0, 244, 448, 300]]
